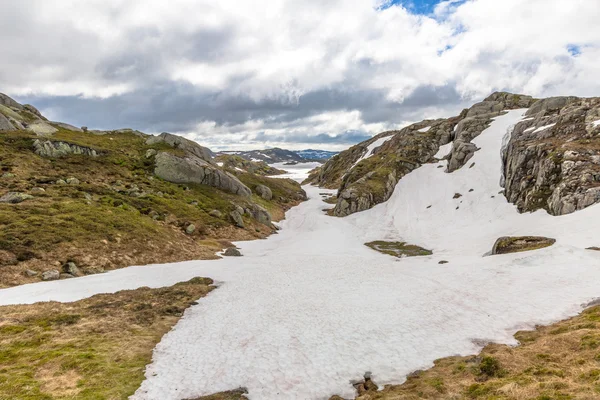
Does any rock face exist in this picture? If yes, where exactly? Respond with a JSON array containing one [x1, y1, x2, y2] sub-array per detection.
[[154, 152, 251, 196], [502, 96, 600, 215], [33, 139, 99, 158], [307, 92, 538, 217], [0, 113, 15, 131], [447, 93, 537, 172], [492, 236, 556, 255]]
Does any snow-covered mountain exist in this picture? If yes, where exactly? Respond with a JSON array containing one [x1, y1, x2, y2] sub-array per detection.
[[219, 147, 338, 164]]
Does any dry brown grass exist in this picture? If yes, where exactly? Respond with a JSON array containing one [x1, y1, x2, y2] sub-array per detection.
[[332, 305, 600, 400], [0, 277, 214, 399]]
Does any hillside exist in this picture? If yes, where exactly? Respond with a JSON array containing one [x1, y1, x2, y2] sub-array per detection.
[[306, 92, 600, 217], [214, 154, 287, 176], [0, 93, 306, 288]]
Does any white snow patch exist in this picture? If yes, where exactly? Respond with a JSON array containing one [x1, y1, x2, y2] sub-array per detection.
[[418, 126, 431, 133], [216, 162, 224, 167], [234, 167, 244, 172], [592, 119, 600, 127], [434, 142, 453, 159], [524, 126, 535, 132], [3, 111, 600, 400], [533, 123, 556, 133]]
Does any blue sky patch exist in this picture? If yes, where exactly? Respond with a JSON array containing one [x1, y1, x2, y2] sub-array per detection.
[[567, 44, 582, 56], [378, 0, 449, 15]]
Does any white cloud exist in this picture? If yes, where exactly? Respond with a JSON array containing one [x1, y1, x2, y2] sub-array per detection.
[[1, 0, 600, 150]]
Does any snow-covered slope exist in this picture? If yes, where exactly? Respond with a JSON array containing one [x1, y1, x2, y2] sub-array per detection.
[[1, 111, 600, 400]]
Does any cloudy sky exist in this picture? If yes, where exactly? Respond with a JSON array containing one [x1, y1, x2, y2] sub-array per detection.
[[2, 0, 600, 150]]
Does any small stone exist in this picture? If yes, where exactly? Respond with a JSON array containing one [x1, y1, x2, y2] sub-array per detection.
[[469, 162, 476, 168], [426, 205, 432, 209], [81, 126, 88, 132], [230, 210, 245, 228], [0, 192, 34, 204], [254, 184, 273, 200], [469, 188, 474, 192], [25, 269, 38, 277], [223, 248, 242, 257], [84, 192, 93, 201], [438, 260, 449, 264], [190, 200, 199, 206], [185, 224, 196, 234], [453, 193, 462, 199], [41, 270, 60, 281], [30, 187, 46, 194], [1, 172, 15, 178], [63, 261, 82, 277], [55, 179, 66, 185], [66, 177, 80, 185], [209, 210, 222, 218]]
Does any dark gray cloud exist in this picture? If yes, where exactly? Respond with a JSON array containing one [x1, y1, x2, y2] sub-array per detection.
[[14, 81, 468, 146]]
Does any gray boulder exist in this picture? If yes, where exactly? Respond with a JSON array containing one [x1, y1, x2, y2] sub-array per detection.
[[230, 210, 245, 228], [66, 177, 80, 185], [248, 204, 272, 225], [41, 270, 60, 281], [209, 210, 222, 218], [30, 187, 46, 194], [154, 152, 251, 196], [62, 262, 82, 277], [145, 149, 158, 158], [185, 224, 196, 234], [223, 248, 242, 257], [146, 132, 213, 161], [255, 184, 273, 200], [0, 192, 34, 204]]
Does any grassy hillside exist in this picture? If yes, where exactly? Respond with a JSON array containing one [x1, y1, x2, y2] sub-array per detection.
[[0, 126, 305, 287]]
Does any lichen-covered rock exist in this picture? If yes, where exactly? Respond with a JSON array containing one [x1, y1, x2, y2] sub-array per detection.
[[146, 132, 213, 162], [27, 122, 58, 136], [0, 93, 23, 109], [33, 139, 99, 158], [62, 262, 82, 277], [154, 152, 251, 196], [503, 96, 600, 215], [491, 236, 556, 255], [0, 192, 34, 204], [254, 184, 273, 200], [208, 209, 222, 218]]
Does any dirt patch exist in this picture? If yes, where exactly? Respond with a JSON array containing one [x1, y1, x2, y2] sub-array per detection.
[[365, 241, 433, 258], [0, 277, 214, 399]]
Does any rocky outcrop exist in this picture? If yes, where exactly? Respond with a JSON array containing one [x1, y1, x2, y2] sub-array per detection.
[[503, 96, 600, 215], [215, 154, 286, 176], [326, 120, 455, 216], [0, 93, 22, 109], [154, 151, 251, 196], [33, 139, 99, 158], [447, 92, 537, 172]]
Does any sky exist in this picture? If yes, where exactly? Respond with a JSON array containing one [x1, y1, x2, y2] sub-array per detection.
[[1, 0, 599, 151]]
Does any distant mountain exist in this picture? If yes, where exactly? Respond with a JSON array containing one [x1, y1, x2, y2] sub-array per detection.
[[295, 149, 338, 161], [219, 148, 338, 164]]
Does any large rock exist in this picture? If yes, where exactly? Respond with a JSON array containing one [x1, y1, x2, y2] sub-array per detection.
[[230, 210, 245, 228], [0, 192, 34, 204], [248, 204, 272, 225], [41, 270, 60, 281], [146, 132, 213, 162], [492, 236, 556, 255], [27, 122, 58, 136], [154, 152, 251, 196], [33, 139, 99, 158], [62, 262, 82, 277], [255, 184, 273, 200]]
